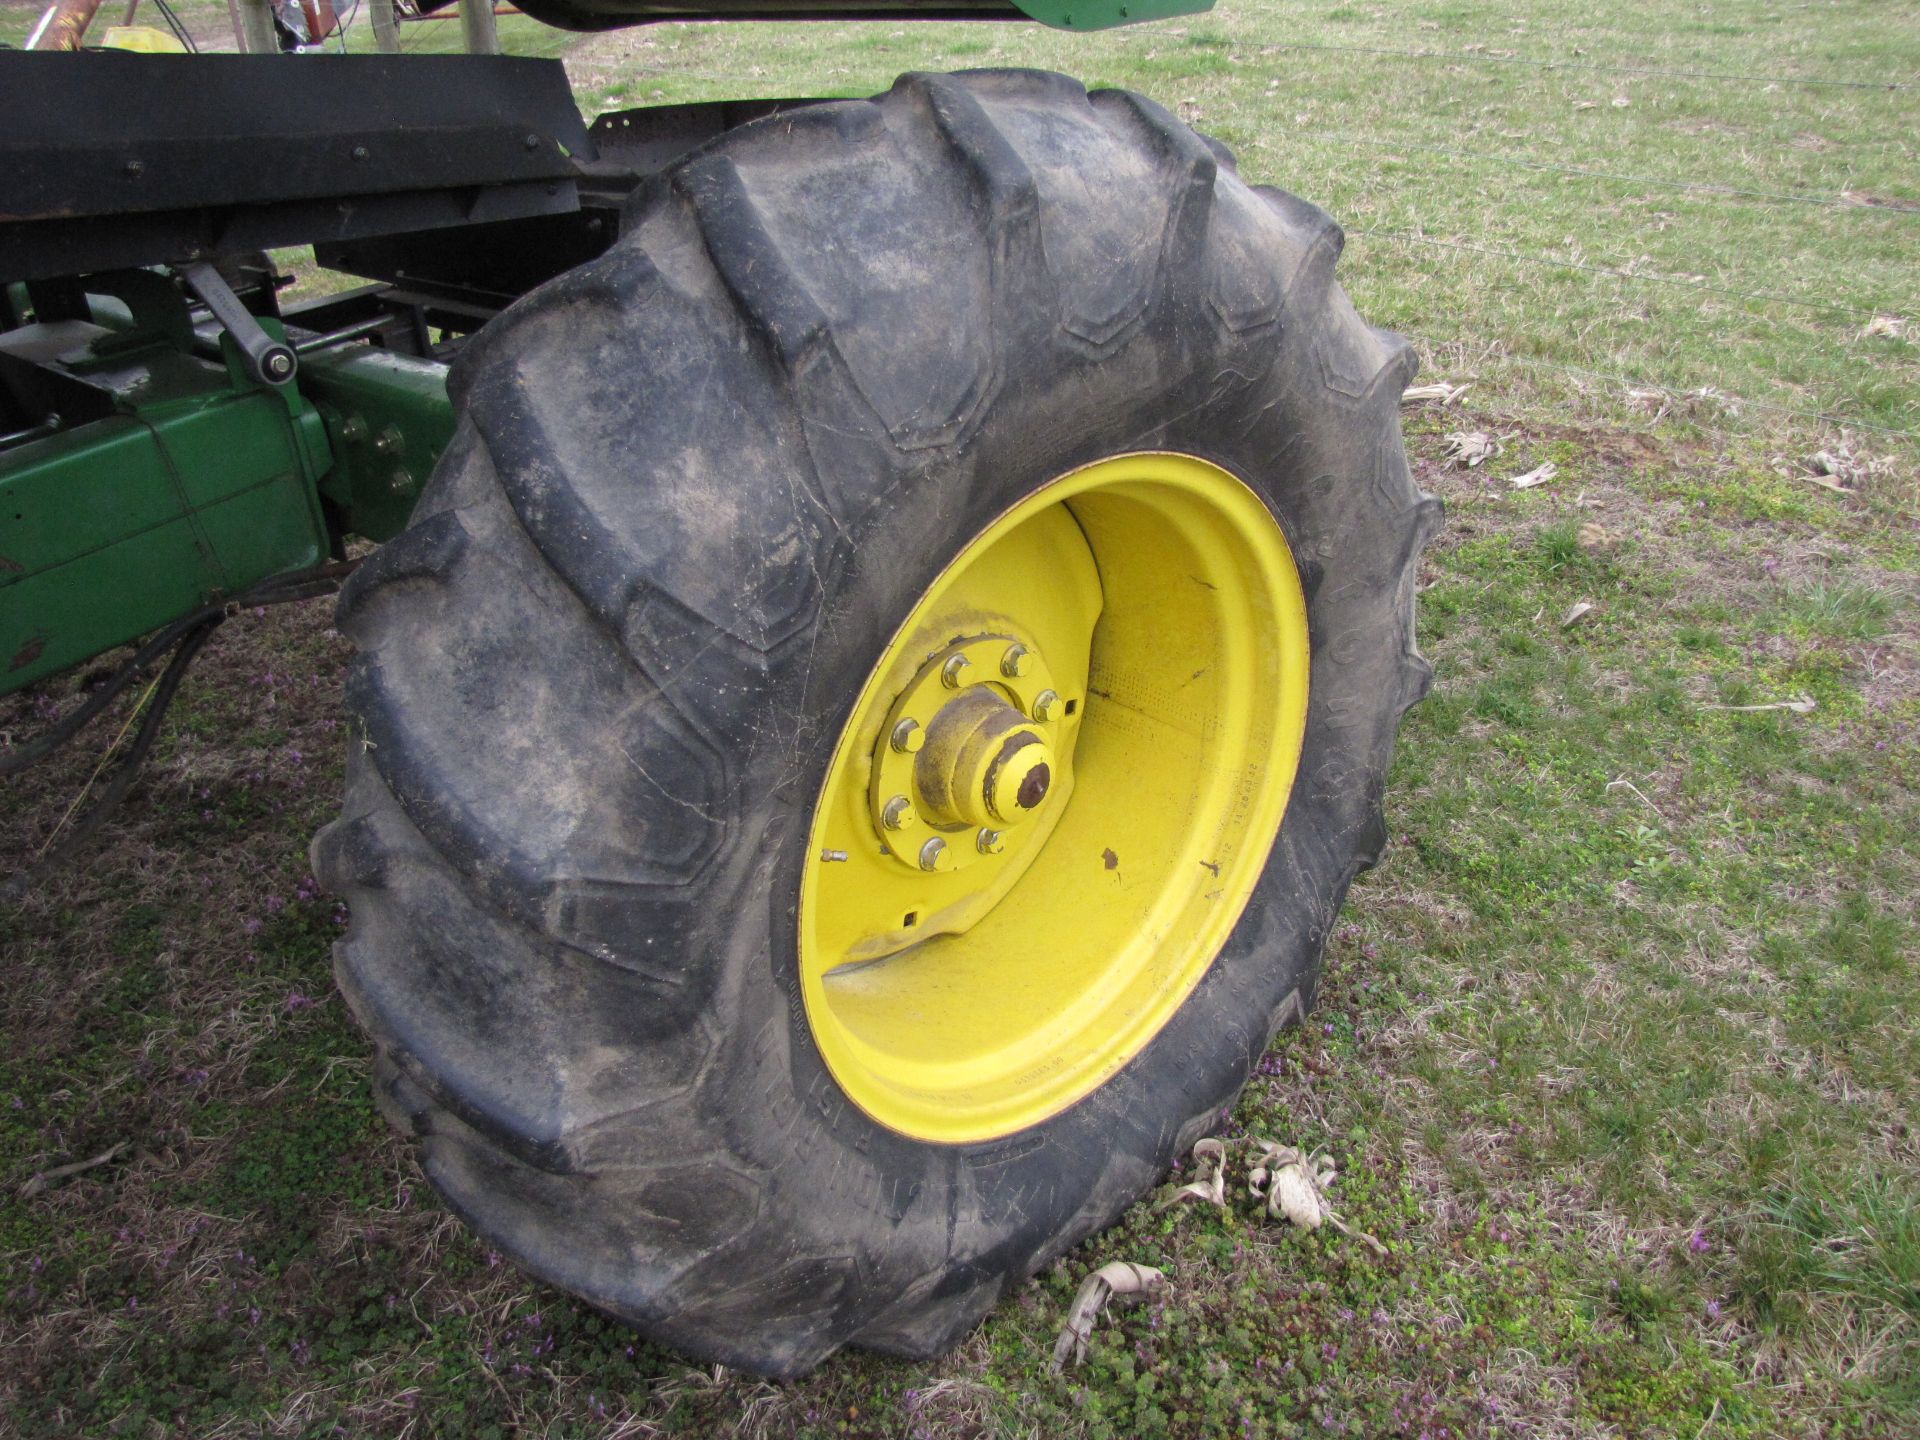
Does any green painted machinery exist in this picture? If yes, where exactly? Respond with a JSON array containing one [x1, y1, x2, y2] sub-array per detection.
[[0, 282, 450, 691], [1, 0, 1207, 705]]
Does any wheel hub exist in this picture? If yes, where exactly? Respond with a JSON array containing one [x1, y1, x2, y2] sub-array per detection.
[[799, 452, 1310, 1143], [869, 635, 1070, 873]]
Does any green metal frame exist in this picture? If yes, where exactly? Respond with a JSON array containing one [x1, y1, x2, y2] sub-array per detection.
[[0, 279, 452, 698], [301, 345, 455, 548], [2, 322, 329, 691], [1011, 0, 1209, 30]]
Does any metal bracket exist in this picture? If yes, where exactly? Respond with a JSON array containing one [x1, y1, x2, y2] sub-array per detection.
[[179, 261, 298, 388]]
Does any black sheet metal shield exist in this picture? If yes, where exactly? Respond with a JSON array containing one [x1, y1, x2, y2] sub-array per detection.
[[0, 53, 594, 282]]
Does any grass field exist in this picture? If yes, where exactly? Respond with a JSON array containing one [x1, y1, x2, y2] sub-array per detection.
[[3, 1, 1917, 1435]]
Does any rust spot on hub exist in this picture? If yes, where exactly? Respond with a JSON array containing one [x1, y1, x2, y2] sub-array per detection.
[[1017, 762, 1051, 811]]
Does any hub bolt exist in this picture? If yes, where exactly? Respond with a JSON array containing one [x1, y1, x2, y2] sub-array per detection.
[[1032, 689, 1062, 722], [941, 653, 972, 688], [1000, 644, 1032, 678], [890, 718, 924, 754], [976, 828, 1005, 855], [918, 837, 949, 871], [881, 795, 915, 830]]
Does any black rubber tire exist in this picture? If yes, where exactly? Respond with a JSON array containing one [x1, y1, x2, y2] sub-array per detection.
[[312, 69, 1440, 1378]]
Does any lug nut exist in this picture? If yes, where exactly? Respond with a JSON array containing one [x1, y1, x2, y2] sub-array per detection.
[[1000, 644, 1032, 678], [941, 653, 972, 688], [917, 837, 949, 871], [1032, 689, 1061, 722], [890, 718, 925, 754], [976, 828, 1005, 855], [882, 795, 915, 830]]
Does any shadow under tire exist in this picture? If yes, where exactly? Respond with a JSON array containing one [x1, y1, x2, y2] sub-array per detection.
[[313, 68, 1440, 1378]]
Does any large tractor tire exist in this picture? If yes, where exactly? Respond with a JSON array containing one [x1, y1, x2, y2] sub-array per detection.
[[313, 69, 1439, 1377]]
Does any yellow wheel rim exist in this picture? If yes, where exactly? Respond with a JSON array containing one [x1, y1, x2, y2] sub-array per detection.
[[798, 452, 1310, 1143]]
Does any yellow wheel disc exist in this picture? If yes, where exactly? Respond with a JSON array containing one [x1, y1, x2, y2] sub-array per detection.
[[799, 453, 1310, 1143]]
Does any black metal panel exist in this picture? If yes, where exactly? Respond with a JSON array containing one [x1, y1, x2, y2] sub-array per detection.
[[2, 180, 582, 287], [317, 209, 617, 317], [0, 52, 593, 285], [0, 53, 592, 219], [588, 96, 826, 175], [312, 99, 832, 324]]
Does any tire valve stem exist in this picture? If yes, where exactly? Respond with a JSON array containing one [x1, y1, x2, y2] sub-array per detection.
[[818, 848, 850, 863]]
